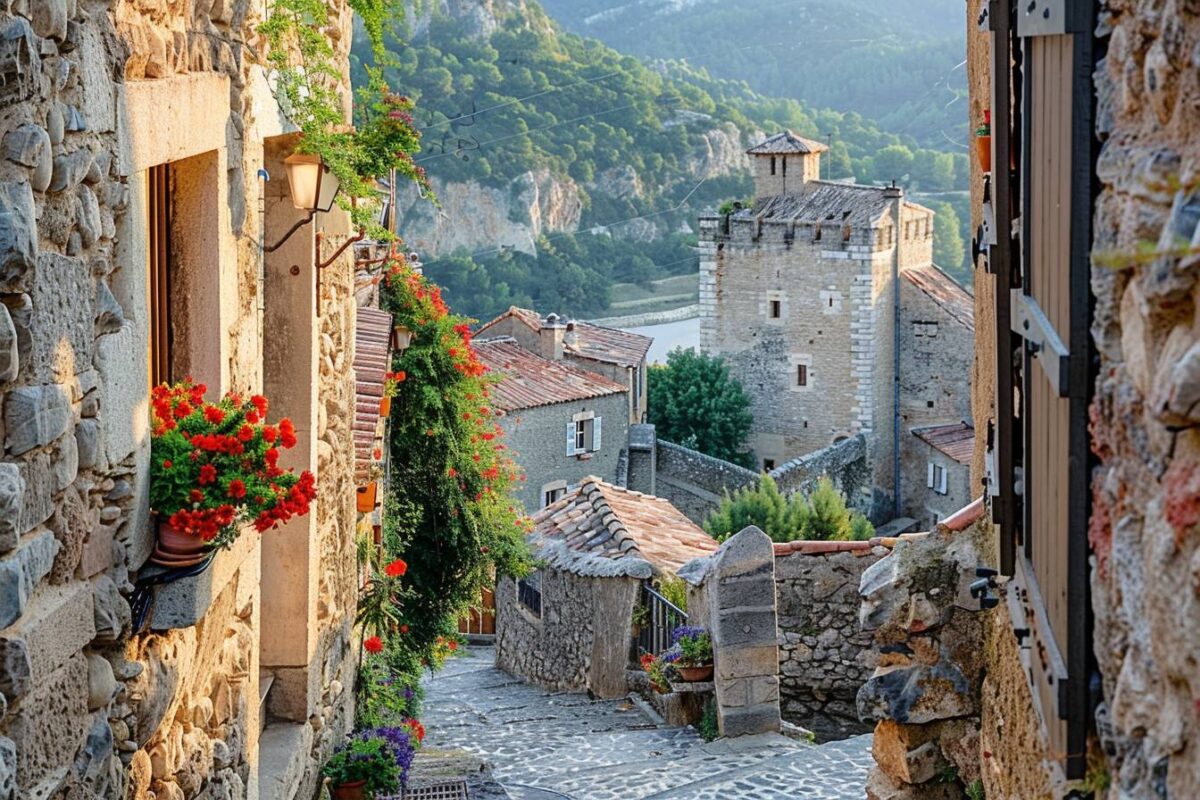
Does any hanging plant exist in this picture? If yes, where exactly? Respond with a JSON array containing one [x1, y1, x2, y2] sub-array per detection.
[[260, 0, 434, 235]]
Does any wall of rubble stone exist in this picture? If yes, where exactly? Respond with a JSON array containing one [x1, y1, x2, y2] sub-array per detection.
[[0, 2, 360, 800], [1086, 2, 1200, 797], [494, 570, 640, 699], [774, 547, 885, 741]]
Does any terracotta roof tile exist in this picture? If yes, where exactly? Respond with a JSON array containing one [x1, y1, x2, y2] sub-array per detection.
[[903, 266, 975, 330], [353, 307, 392, 484], [746, 131, 830, 155], [477, 307, 652, 368], [912, 422, 975, 465], [530, 477, 718, 577], [474, 338, 627, 412]]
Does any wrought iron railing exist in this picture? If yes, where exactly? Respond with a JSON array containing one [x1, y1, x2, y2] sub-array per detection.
[[635, 583, 687, 657], [517, 575, 542, 617]]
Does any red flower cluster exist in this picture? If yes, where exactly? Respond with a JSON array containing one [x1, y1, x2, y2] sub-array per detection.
[[384, 558, 408, 578]]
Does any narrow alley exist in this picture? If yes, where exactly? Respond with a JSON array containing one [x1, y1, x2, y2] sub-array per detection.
[[419, 648, 873, 799]]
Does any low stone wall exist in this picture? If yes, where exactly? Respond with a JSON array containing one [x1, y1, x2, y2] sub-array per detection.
[[653, 440, 759, 523], [774, 543, 888, 740], [769, 435, 872, 517], [587, 304, 699, 329]]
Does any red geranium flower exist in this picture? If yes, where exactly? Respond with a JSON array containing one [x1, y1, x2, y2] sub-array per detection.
[[385, 558, 408, 578], [203, 406, 225, 425], [199, 464, 217, 485], [228, 479, 247, 499], [364, 636, 384, 654]]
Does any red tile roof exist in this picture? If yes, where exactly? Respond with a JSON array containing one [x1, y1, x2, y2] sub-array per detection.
[[912, 422, 975, 465], [903, 266, 975, 331], [531, 477, 719, 577], [353, 307, 392, 484], [474, 338, 627, 412], [477, 307, 652, 368]]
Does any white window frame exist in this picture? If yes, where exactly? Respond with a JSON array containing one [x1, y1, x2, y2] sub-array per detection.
[[541, 480, 568, 508], [928, 462, 949, 495], [567, 410, 601, 455]]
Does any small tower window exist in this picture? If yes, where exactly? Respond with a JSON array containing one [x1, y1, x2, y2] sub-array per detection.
[[796, 364, 808, 387], [781, 157, 787, 176], [770, 300, 781, 318], [770, 156, 776, 176]]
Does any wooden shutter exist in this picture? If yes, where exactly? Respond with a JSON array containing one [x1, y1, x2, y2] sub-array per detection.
[[566, 422, 577, 456], [989, 0, 1096, 781], [148, 163, 172, 388], [592, 416, 602, 451]]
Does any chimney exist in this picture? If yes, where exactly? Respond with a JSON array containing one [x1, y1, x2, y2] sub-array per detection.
[[564, 320, 580, 349], [539, 313, 565, 361]]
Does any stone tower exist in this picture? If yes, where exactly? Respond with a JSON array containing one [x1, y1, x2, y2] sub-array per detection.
[[747, 131, 829, 199]]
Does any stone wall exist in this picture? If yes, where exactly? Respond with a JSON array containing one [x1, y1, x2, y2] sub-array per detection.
[[774, 546, 887, 740], [0, 2, 360, 800], [769, 434, 873, 517], [1085, 3, 1200, 796], [498, 392, 629, 512], [494, 570, 639, 699]]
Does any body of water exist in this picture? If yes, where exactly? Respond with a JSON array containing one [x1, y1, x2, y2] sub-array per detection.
[[626, 317, 700, 364]]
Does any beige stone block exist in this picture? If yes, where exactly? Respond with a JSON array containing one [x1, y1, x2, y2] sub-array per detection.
[[865, 767, 961, 800], [716, 645, 779, 681], [0, 581, 95, 700], [8, 652, 90, 787]]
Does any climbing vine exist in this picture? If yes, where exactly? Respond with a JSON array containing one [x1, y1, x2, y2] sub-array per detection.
[[260, 0, 432, 234]]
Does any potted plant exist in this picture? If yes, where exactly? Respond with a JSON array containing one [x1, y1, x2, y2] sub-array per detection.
[[975, 109, 992, 173], [671, 626, 714, 682], [640, 652, 671, 694], [149, 381, 317, 566], [323, 727, 413, 800]]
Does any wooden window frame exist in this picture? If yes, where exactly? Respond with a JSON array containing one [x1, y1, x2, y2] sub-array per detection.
[[148, 164, 172, 388], [796, 364, 807, 387]]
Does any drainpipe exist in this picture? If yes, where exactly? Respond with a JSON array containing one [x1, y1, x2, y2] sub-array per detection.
[[884, 181, 903, 519]]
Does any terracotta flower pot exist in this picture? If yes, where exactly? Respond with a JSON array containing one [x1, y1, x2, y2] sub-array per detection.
[[356, 482, 378, 514], [677, 665, 714, 682], [379, 396, 391, 418], [151, 518, 207, 567], [975, 135, 992, 173], [331, 780, 367, 800]]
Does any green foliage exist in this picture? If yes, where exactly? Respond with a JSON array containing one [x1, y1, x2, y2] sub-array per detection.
[[355, 652, 424, 730], [966, 779, 986, 800], [261, 0, 430, 234], [873, 144, 915, 183], [380, 264, 535, 655], [675, 628, 713, 666], [322, 736, 402, 795], [655, 575, 689, 613], [698, 700, 719, 743], [647, 348, 754, 467], [705, 476, 873, 543], [932, 201, 967, 275]]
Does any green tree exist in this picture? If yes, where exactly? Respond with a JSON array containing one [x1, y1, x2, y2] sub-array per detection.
[[804, 477, 855, 541], [873, 144, 915, 183], [933, 201, 966, 274], [704, 475, 873, 543], [647, 348, 753, 467]]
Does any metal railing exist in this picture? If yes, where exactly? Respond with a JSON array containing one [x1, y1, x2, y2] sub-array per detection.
[[635, 583, 687, 657]]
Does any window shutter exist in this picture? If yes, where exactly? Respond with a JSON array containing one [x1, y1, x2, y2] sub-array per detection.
[[927, 462, 935, 489], [592, 417, 602, 451], [937, 466, 948, 495], [566, 422, 577, 456]]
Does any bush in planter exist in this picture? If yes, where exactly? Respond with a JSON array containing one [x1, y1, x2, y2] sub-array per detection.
[[150, 381, 316, 549], [671, 626, 713, 667], [323, 728, 415, 797]]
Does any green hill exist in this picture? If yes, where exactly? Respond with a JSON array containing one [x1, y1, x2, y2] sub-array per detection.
[[352, 0, 970, 320]]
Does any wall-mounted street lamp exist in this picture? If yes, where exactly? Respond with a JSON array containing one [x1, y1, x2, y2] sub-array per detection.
[[392, 323, 413, 354], [263, 152, 365, 316]]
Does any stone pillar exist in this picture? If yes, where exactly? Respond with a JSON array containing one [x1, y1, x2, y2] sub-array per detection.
[[700, 526, 782, 737], [626, 423, 656, 495]]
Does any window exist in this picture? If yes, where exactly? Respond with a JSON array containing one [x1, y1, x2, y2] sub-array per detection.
[[770, 156, 776, 175], [517, 571, 542, 617], [567, 413, 601, 455], [927, 462, 948, 495], [770, 300, 781, 319], [147, 163, 172, 388], [541, 481, 567, 508], [762, 458, 776, 471], [796, 364, 807, 387]]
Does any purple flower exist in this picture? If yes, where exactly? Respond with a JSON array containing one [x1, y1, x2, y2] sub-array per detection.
[[671, 625, 708, 645], [356, 727, 416, 786]]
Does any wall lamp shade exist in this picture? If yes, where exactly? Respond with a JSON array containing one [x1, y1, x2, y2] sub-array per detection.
[[392, 324, 413, 353], [284, 153, 340, 213]]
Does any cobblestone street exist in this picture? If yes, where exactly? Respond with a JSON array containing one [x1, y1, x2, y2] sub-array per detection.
[[421, 648, 872, 799]]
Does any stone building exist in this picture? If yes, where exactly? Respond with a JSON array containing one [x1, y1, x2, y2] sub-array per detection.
[[494, 477, 717, 699], [907, 422, 974, 527], [0, 3, 363, 800], [699, 131, 973, 520], [474, 334, 632, 512], [477, 307, 652, 424], [856, 3, 1200, 799]]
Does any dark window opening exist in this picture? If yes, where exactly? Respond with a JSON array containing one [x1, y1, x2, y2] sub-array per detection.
[[796, 364, 808, 387], [149, 163, 172, 388], [770, 300, 781, 318], [763, 459, 776, 471], [518, 572, 542, 617], [770, 156, 776, 175]]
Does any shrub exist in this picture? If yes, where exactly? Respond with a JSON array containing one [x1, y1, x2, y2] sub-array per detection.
[[671, 626, 713, 666], [704, 476, 873, 543], [698, 700, 719, 742], [322, 730, 413, 795]]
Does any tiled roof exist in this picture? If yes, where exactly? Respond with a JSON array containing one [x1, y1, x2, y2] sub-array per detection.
[[903, 266, 975, 330], [530, 477, 719, 578], [912, 422, 975, 465], [474, 338, 627, 412], [747, 181, 896, 226], [746, 131, 830, 155], [476, 307, 653, 368], [353, 307, 392, 484]]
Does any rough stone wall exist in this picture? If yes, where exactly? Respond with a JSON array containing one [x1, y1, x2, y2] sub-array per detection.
[[494, 571, 639, 698], [1085, 3, 1200, 797], [0, 2, 359, 800], [498, 392, 628, 512], [774, 549, 885, 740], [769, 434, 873, 517]]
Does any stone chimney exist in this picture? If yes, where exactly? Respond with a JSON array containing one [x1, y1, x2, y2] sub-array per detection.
[[746, 131, 829, 200], [564, 320, 580, 350], [539, 313, 566, 360]]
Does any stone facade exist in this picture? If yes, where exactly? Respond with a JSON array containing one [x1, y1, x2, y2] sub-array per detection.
[[497, 392, 628, 512], [0, 3, 361, 800], [699, 139, 969, 520], [494, 571, 640, 699], [774, 548, 886, 741]]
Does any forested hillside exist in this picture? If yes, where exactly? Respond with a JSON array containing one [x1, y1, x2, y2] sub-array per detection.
[[353, 0, 971, 320], [537, 0, 968, 148]]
